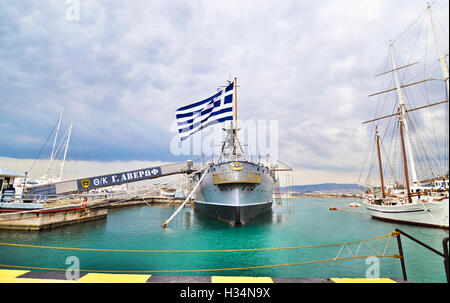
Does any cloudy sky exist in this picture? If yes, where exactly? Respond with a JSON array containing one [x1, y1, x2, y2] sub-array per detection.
[[0, 0, 448, 185]]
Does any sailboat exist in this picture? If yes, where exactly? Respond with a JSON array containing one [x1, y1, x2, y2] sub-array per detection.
[[15, 107, 73, 190], [360, 3, 449, 229]]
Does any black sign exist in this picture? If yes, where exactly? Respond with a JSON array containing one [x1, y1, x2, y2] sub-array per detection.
[[76, 166, 162, 191]]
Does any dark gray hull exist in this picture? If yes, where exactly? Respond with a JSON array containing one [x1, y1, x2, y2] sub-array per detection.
[[194, 160, 275, 225], [194, 200, 273, 225]]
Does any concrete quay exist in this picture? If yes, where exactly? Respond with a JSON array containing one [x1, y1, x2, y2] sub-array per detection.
[[0, 203, 108, 231], [0, 196, 190, 231]]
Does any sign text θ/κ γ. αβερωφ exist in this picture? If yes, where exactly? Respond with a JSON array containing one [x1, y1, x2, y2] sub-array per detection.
[[76, 167, 162, 191]]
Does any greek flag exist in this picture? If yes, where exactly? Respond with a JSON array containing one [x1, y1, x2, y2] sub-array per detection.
[[176, 82, 234, 141]]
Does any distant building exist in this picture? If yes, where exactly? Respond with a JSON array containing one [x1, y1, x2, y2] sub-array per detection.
[[0, 168, 24, 192]]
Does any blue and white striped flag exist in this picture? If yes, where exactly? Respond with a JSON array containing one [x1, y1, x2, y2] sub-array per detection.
[[176, 82, 234, 141]]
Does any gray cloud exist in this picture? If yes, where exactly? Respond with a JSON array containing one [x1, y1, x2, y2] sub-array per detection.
[[0, 0, 448, 183]]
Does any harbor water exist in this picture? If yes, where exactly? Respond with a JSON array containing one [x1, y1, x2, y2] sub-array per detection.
[[0, 197, 448, 283]]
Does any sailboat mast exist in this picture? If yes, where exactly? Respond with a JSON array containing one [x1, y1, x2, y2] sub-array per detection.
[[58, 122, 73, 182], [427, 2, 450, 98], [399, 113, 412, 203], [375, 125, 386, 198], [46, 106, 64, 182], [234, 77, 238, 161], [389, 41, 420, 186]]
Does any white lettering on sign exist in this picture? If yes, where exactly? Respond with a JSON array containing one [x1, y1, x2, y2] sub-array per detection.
[[79, 167, 161, 190]]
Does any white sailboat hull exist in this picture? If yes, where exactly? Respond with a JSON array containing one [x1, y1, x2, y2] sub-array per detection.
[[363, 199, 449, 229]]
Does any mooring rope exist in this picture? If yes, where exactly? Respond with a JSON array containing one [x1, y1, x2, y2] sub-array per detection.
[[0, 255, 400, 274], [0, 232, 397, 253], [0, 232, 402, 274]]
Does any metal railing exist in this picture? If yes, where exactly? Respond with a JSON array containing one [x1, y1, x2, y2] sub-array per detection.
[[0, 187, 162, 206], [395, 228, 449, 282], [0, 192, 122, 205]]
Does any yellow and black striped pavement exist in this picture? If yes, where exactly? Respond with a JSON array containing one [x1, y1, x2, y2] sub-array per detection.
[[0, 269, 409, 283]]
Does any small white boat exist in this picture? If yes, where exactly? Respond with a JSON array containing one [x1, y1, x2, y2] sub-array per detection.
[[363, 196, 448, 228]]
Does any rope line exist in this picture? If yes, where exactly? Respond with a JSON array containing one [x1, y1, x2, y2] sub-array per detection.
[[0, 233, 396, 253], [0, 233, 401, 274], [0, 255, 398, 274]]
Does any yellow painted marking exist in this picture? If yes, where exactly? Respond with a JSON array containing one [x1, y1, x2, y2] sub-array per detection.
[[78, 273, 151, 283], [211, 276, 273, 283], [331, 278, 397, 283], [0, 269, 76, 283], [0, 269, 29, 279], [1, 277, 75, 283]]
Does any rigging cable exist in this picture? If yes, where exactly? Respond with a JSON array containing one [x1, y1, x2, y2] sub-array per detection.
[[28, 121, 58, 176], [357, 48, 391, 186], [391, 0, 437, 44]]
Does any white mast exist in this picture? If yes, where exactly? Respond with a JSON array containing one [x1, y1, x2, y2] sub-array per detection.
[[45, 106, 64, 182], [389, 41, 420, 186], [427, 2, 449, 98], [58, 121, 73, 182]]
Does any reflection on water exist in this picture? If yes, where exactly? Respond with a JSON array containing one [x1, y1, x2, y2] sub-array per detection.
[[183, 209, 193, 228], [143, 199, 297, 229], [180, 202, 293, 228], [188, 207, 276, 229], [272, 212, 283, 224]]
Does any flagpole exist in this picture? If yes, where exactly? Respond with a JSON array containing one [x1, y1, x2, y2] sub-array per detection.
[[234, 77, 238, 160]]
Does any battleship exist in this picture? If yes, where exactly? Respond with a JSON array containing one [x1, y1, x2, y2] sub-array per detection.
[[175, 78, 276, 225], [193, 123, 276, 225]]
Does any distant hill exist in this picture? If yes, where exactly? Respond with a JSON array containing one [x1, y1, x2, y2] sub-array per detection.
[[281, 183, 363, 194]]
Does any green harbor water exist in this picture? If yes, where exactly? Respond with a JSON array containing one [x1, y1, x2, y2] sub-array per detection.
[[0, 197, 448, 282]]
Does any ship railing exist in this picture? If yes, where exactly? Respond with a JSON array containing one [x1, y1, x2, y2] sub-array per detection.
[[0, 192, 120, 206]]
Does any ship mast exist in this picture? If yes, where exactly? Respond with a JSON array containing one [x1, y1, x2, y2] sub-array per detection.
[[219, 78, 244, 162], [427, 2, 449, 98], [58, 121, 73, 182], [389, 41, 420, 187], [427, 2, 449, 184], [234, 77, 238, 161], [375, 124, 386, 198], [399, 110, 412, 203], [45, 106, 64, 182]]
